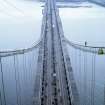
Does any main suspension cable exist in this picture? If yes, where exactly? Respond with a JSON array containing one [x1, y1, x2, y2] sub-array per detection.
[[3, 0, 25, 15], [64, 38, 105, 54], [0, 40, 41, 58], [14, 56, 20, 105]]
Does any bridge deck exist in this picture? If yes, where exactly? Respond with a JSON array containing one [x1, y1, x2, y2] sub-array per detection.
[[34, 0, 79, 105]]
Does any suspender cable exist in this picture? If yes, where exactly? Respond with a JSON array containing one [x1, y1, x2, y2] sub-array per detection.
[[104, 84, 105, 105], [22, 53, 27, 104], [91, 49, 96, 105], [14, 56, 20, 105], [0, 88, 2, 105], [23, 53, 27, 84], [75, 48, 77, 72], [0, 58, 6, 105], [15, 55, 22, 105], [29, 52, 33, 82], [31, 51, 36, 84], [21, 54, 25, 105], [83, 51, 87, 105], [23, 54, 25, 83], [0, 59, 3, 105], [79, 47, 82, 104]]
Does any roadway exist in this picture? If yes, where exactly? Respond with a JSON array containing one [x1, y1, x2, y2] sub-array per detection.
[[34, 0, 79, 105]]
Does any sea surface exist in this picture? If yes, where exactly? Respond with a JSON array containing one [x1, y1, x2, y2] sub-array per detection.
[[0, 1, 105, 105], [59, 2, 105, 105]]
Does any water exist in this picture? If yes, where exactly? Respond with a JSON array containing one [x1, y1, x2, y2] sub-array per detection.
[[0, 1, 42, 105], [0, 1, 105, 105], [59, 1, 105, 46], [0, 0, 43, 50], [59, 2, 105, 105], [0, 49, 39, 105]]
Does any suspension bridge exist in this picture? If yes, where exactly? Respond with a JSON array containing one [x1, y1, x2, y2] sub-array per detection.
[[0, 0, 105, 105]]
